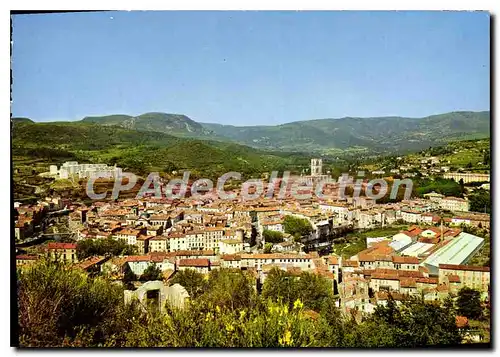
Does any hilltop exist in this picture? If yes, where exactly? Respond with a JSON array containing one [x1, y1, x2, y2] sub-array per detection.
[[11, 117, 35, 124], [81, 112, 215, 138]]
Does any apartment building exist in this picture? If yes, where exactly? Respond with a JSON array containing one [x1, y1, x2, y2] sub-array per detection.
[[438, 264, 490, 292], [47, 242, 78, 263]]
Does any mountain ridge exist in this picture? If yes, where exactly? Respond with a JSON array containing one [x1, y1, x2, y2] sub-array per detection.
[[12, 110, 490, 154]]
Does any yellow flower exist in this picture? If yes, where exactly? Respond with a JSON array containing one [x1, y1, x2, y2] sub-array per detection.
[[225, 323, 235, 333], [293, 299, 304, 310], [215, 305, 221, 314], [282, 330, 293, 346]]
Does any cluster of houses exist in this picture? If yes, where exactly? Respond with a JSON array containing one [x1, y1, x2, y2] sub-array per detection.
[[14, 156, 490, 318], [14, 197, 71, 241], [338, 225, 490, 315], [15, 189, 490, 318], [370, 151, 490, 183]]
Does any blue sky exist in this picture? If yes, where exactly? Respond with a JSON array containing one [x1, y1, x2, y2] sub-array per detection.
[[11, 11, 490, 125]]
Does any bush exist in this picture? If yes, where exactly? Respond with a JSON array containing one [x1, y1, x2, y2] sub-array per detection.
[[169, 269, 207, 298], [17, 259, 138, 347], [262, 268, 333, 311], [140, 264, 162, 281], [16, 261, 465, 347]]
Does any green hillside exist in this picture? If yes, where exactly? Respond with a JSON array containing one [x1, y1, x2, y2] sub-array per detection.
[[21, 110, 490, 155], [11, 121, 308, 180], [202, 111, 490, 153], [12, 117, 35, 124]]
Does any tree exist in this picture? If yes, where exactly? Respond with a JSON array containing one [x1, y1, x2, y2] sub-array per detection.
[[368, 295, 461, 347], [140, 264, 162, 281], [200, 268, 256, 311], [262, 268, 298, 307], [456, 287, 482, 320], [262, 230, 284, 244], [483, 150, 490, 166], [123, 263, 137, 286], [458, 178, 466, 195], [295, 272, 333, 311], [263, 242, 273, 253], [283, 216, 313, 240], [262, 268, 333, 312], [468, 189, 490, 214], [170, 269, 207, 299], [77, 237, 136, 261]]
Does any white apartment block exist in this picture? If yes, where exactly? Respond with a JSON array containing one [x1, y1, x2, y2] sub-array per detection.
[[240, 253, 314, 271], [439, 197, 469, 212], [442, 172, 490, 184], [51, 161, 122, 180]]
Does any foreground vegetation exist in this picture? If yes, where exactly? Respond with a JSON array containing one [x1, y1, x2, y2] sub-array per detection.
[[16, 260, 490, 348]]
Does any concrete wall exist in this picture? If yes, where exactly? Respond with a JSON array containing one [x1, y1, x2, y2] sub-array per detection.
[[124, 281, 190, 312]]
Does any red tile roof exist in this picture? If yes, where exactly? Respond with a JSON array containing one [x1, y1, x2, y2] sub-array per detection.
[[327, 256, 339, 265], [419, 265, 430, 274], [371, 268, 423, 279], [178, 258, 210, 267], [240, 253, 312, 260], [74, 256, 107, 270], [407, 226, 424, 237], [342, 260, 359, 268], [47, 242, 77, 250], [175, 249, 215, 257], [372, 271, 399, 280], [439, 264, 490, 273], [222, 254, 242, 261], [125, 255, 151, 262], [16, 254, 38, 261], [399, 278, 417, 288], [376, 291, 406, 301], [416, 277, 438, 284], [456, 316, 469, 328], [436, 284, 449, 292], [149, 235, 169, 241], [356, 241, 394, 258], [392, 255, 420, 264]]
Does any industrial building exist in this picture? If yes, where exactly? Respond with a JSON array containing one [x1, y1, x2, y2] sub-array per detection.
[[420, 232, 484, 276]]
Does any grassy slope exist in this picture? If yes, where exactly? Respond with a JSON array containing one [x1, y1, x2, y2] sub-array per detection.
[[11, 121, 307, 179], [203, 111, 490, 153]]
